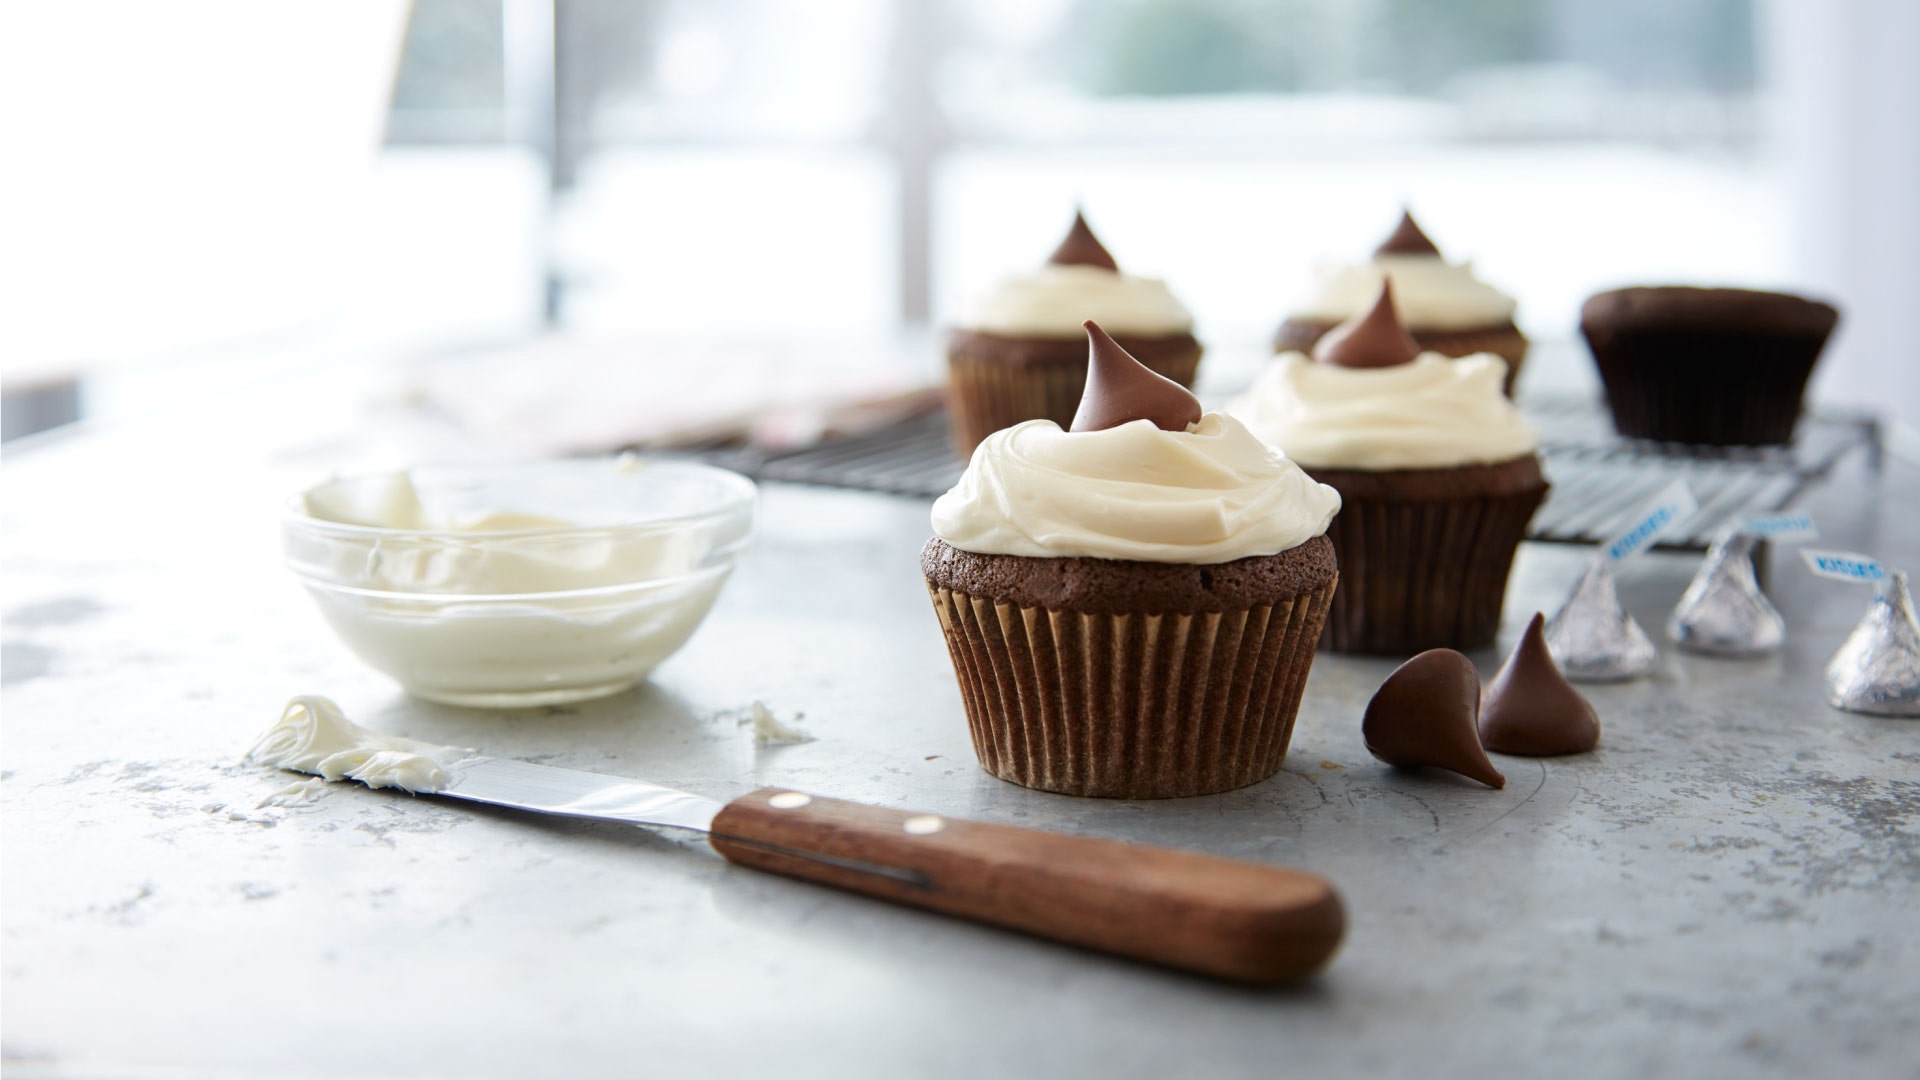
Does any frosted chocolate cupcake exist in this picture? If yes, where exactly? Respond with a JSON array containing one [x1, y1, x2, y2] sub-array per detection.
[[1274, 211, 1528, 395], [1234, 283, 1545, 655], [945, 211, 1201, 459], [1582, 286, 1840, 446], [924, 322, 1340, 799]]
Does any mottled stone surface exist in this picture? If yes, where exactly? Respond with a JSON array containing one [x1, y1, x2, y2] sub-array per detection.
[[2, 353, 1916, 1079]]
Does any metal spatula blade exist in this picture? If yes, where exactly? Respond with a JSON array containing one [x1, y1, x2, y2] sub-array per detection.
[[281, 754, 1346, 983], [439, 756, 723, 833]]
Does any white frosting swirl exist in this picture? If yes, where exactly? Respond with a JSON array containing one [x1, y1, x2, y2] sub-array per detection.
[[1228, 352, 1538, 471], [931, 413, 1339, 564], [1292, 255, 1516, 331], [962, 264, 1193, 338]]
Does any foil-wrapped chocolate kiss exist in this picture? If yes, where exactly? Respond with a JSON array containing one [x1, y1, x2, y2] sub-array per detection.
[[1667, 531, 1786, 656]]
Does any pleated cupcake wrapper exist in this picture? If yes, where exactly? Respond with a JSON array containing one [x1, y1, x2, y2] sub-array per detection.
[[945, 349, 1203, 460], [1589, 338, 1818, 446], [1319, 485, 1545, 655], [926, 580, 1335, 799]]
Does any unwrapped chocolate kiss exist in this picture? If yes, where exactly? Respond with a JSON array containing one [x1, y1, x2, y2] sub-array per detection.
[[1480, 613, 1601, 755], [1047, 210, 1120, 272], [1070, 321, 1203, 433], [1362, 649, 1505, 788]]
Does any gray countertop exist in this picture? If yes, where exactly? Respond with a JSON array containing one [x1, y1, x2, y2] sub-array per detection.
[[3, 354, 1917, 1079]]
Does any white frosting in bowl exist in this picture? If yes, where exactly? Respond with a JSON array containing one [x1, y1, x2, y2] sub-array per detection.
[[1292, 255, 1516, 332], [962, 265, 1194, 338], [284, 460, 754, 707], [1228, 352, 1538, 471], [300, 472, 705, 597], [931, 413, 1339, 564]]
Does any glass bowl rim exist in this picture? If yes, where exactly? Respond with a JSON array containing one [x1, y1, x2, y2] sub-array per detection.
[[283, 458, 758, 543]]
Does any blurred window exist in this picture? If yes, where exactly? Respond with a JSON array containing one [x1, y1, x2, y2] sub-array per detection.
[[386, 0, 505, 143], [374, 0, 1773, 344], [2, 0, 1780, 440], [932, 0, 1771, 341]]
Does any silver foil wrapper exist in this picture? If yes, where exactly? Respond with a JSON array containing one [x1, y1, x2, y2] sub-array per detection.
[[1667, 532, 1785, 656], [1545, 560, 1656, 682], [1825, 571, 1920, 717]]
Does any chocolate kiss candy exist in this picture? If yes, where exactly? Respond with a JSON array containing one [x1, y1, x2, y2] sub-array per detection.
[[1047, 209, 1119, 272], [1667, 532, 1786, 656], [1070, 320, 1203, 433], [1312, 280, 1422, 369], [1825, 571, 1920, 717], [1544, 561, 1656, 683], [1362, 649, 1506, 789], [1479, 613, 1601, 755], [1373, 209, 1443, 258]]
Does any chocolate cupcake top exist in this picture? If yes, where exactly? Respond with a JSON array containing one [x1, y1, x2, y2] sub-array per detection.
[[1230, 283, 1537, 471], [1581, 286, 1839, 336], [1290, 210, 1517, 332], [933, 323, 1339, 564], [961, 211, 1193, 339]]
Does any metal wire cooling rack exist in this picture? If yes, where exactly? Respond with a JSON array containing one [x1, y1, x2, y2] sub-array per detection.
[[688, 396, 1880, 553]]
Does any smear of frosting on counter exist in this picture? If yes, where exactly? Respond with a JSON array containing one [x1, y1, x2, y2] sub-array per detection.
[[257, 776, 331, 808], [247, 696, 472, 794], [745, 700, 815, 746]]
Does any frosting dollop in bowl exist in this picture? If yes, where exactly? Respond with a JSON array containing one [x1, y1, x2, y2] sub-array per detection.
[[284, 459, 755, 708]]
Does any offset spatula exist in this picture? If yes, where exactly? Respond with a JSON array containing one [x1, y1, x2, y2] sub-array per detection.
[[300, 754, 1345, 983]]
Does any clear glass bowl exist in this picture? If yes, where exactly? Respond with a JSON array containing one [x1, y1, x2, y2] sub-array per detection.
[[284, 459, 755, 707]]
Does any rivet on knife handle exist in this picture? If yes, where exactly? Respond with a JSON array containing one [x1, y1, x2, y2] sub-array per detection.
[[707, 787, 1345, 983]]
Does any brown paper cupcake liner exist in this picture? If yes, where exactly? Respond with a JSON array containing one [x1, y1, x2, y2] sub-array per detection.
[[925, 579, 1335, 799], [1273, 319, 1529, 397], [945, 356, 1090, 461], [945, 338, 1202, 459], [1584, 332, 1825, 446], [1581, 287, 1838, 447], [1316, 483, 1545, 655]]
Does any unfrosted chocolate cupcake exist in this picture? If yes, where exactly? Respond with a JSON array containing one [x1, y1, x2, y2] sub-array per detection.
[[1275, 211, 1528, 395], [1581, 286, 1840, 446], [946, 211, 1201, 459], [1233, 282, 1546, 655], [924, 322, 1340, 798]]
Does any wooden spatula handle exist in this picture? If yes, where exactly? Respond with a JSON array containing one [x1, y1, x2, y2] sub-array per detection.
[[708, 787, 1344, 983]]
